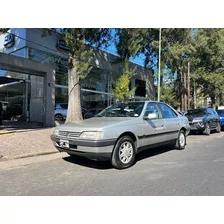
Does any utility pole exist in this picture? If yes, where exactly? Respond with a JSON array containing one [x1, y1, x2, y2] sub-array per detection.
[[157, 28, 162, 101], [187, 61, 190, 109], [194, 79, 197, 109]]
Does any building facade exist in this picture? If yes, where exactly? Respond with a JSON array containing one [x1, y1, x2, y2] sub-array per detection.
[[0, 28, 155, 125]]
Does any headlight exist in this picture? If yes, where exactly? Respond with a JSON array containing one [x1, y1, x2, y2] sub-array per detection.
[[53, 128, 59, 136], [193, 119, 203, 123], [79, 131, 103, 140]]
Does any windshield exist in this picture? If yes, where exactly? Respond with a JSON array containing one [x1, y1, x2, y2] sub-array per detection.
[[185, 108, 207, 116], [217, 110, 224, 117], [96, 102, 145, 117]]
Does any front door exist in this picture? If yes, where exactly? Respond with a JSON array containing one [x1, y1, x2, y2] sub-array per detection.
[[159, 103, 180, 141], [142, 102, 166, 147]]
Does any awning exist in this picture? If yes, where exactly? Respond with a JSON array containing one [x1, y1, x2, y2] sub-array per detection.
[[0, 77, 24, 88]]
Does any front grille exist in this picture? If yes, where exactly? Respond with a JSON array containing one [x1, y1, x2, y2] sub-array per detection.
[[68, 132, 81, 138], [58, 131, 68, 137], [58, 131, 81, 138]]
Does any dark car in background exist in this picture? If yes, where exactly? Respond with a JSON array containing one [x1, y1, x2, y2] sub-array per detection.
[[217, 109, 224, 131], [185, 108, 221, 135], [83, 108, 104, 119]]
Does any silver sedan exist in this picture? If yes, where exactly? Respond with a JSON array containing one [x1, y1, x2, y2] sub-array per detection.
[[50, 101, 190, 169]]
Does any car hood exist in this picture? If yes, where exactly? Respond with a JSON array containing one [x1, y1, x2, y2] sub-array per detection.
[[185, 115, 204, 122], [56, 117, 138, 132]]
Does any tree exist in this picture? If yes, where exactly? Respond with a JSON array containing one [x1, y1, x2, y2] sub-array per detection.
[[192, 29, 224, 107], [43, 29, 112, 123], [112, 29, 143, 102], [0, 28, 8, 35], [112, 74, 135, 102], [160, 84, 180, 109]]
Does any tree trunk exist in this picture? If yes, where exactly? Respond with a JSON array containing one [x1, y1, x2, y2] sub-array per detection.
[[183, 71, 187, 111], [65, 57, 83, 123]]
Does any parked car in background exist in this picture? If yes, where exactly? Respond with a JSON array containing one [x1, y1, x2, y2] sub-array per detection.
[[184, 108, 221, 135], [54, 103, 87, 121], [51, 101, 190, 169], [217, 109, 224, 131], [83, 108, 104, 119]]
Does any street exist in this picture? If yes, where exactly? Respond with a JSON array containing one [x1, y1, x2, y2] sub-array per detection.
[[0, 132, 223, 196]]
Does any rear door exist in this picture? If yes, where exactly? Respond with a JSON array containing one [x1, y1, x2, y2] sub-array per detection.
[[142, 102, 166, 146], [159, 103, 180, 141]]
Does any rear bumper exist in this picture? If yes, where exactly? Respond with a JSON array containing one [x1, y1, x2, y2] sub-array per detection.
[[50, 135, 116, 161]]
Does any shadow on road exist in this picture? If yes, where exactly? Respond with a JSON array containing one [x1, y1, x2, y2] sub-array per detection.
[[63, 155, 112, 170], [136, 145, 174, 162], [62, 144, 176, 170]]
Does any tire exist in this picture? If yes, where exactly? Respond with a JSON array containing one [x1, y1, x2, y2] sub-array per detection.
[[111, 136, 136, 169], [203, 123, 211, 135], [55, 114, 64, 121], [216, 123, 221, 133], [175, 130, 186, 150]]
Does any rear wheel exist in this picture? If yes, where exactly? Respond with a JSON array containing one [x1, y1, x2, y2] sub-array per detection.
[[203, 123, 211, 135], [175, 130, 186, 150], [111, 136, 136, 169]]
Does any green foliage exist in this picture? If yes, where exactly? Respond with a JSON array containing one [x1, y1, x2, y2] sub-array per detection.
[[112, 29, 142, 102], [0, 28, 8, 34], [192, 29, 224, 106], [112, 74, 135, 102], [160, 85, 180, 109], [43, 28, 111, 81]]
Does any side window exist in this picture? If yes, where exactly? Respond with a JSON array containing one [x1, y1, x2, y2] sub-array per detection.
[[159, 103, 178, 119], [144, 102, 162, 119]]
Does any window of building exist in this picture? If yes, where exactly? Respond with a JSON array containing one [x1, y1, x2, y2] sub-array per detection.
[[28, 48, 68, 86], [135, 79, 146, 97], [10, 47, 27, 58]]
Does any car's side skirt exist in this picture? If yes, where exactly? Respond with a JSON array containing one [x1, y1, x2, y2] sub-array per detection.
[[137, 139, 177, 153]]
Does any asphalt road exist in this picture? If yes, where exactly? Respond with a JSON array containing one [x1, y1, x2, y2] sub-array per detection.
[[0, 132, 224, 196]]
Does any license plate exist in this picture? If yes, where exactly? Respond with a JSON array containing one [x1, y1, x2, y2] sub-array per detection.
[[59, 139, 69, 148]]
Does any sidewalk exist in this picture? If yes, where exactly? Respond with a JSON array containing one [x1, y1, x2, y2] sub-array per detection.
[[0, 121, 58, 161]]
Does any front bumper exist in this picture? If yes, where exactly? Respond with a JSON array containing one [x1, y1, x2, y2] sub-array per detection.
[[189, 121, 205, 131], [50, 135, 116, 161]]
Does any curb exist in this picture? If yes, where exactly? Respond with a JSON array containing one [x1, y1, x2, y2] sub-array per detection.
[[0, 131, 14, 136], [0, 151, 59, 162]]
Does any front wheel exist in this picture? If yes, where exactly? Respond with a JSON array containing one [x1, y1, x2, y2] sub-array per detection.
[[55, 114, 64, 121], [175, 130, 186, 150], [216, 123, 221, 133], [203, 123, 211, 135], [111, 136, 136, 169]]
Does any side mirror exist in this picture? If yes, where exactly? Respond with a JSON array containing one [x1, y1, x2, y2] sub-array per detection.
[[144, 113, 157, 120]]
